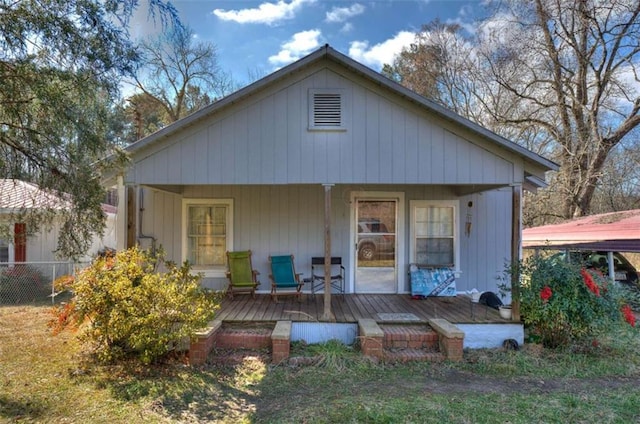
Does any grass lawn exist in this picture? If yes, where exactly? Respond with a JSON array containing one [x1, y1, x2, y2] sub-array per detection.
[[1, 305, 639, 423]]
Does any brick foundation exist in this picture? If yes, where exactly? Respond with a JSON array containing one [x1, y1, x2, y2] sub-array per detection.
[[188, 320, 222, 366], [271, 321, 292, 364], [359, 319, 384, 360], [429, 318, 465, 362]]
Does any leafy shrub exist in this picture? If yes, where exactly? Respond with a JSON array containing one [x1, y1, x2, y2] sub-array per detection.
[[515, 255, 636, 348], [51, 247, 222, 364]]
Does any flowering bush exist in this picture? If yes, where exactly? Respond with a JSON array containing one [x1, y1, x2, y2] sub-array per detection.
[[515, 255, 636, 348], [50, 247, 222, 364]]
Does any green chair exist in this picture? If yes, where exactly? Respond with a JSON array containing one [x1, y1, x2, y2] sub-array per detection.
[[226, 250, 260, 299], [268, 254, 303, 302]]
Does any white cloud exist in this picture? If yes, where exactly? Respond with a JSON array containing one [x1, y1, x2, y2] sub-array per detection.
[[340, 22, 354, 33], [213, 0, 315, 25], [325, 4, 365, 23], [269, 29, 322, 65], [348, 31, 415, 70]]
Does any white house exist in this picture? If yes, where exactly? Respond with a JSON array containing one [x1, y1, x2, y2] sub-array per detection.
[[111, 45, 557, 297], [0, 179, 117, 263]]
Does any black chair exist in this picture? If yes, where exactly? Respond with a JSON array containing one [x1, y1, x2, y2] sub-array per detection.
[[311, 257, 345, 294]]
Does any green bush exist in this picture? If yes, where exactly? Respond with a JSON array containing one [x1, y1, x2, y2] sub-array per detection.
[[516, 255, 636, 348], [51, 247, 222, 364]]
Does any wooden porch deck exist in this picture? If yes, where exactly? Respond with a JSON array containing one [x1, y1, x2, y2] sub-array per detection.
[[215, 293, 509, 324]]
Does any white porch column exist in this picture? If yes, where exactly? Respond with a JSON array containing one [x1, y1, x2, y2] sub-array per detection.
[[116, 175, 127, 251]]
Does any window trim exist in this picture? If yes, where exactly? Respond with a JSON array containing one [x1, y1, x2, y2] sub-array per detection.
[[308, 88, 347, 131], [182, 198, 233, 278], [409, 200, 460, 274]]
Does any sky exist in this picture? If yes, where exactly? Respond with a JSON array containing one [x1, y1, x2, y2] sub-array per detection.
[[134, 0, 487, 86]]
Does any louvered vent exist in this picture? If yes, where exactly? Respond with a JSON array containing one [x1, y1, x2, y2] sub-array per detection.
[[313, 93, 342, 127]]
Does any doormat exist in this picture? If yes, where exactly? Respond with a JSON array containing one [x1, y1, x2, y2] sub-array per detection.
[[376, 313, 420, 322]]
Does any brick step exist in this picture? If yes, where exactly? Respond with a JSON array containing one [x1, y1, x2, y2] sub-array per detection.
[[214, 325, 273, 349], [381, 324, 439, 350], [383, 348, 444, 363]]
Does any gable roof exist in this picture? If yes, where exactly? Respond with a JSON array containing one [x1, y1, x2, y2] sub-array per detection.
[[0, 179, 69, 211], [0, 179, 116, 215], [523, 209, 640, 252], [125, 44, 558, 175]]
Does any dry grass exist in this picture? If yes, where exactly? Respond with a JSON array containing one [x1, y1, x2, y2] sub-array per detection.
[[0, 306, 167, 423], [2, 305, 640, 423]]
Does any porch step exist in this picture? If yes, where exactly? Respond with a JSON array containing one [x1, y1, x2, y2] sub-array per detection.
[[383, 348, 444, 363], [381, 324, 442, 363], [214, 324, 273, 349]]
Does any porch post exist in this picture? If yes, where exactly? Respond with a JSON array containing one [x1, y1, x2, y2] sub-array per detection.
[[116, 175, 127, 251], [511, 184, 522, 321], [322, 184, 335, 322]]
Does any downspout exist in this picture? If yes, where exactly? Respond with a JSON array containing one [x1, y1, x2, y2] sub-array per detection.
[[136, 186, 157, 255]]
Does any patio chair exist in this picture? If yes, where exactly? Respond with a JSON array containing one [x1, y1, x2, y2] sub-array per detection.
[[225, 250, 260, 299], [268, 254, 303, 302], [311, 256, 345, 295]]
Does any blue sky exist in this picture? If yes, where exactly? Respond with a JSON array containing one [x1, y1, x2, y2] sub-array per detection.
[[135, 0, 486, 85]]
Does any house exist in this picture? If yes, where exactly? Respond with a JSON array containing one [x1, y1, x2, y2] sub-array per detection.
[[112, 45, 557, 300], [0, 179, 117, 263]]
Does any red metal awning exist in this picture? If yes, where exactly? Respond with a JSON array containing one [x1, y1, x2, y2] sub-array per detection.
[[523, 209, 640, 253]]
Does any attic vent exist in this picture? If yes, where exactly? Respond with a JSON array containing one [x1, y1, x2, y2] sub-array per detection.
[[309, 89, 346, 131]]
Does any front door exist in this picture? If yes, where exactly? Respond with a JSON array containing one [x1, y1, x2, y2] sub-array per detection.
[[354, 198, 398, 293]]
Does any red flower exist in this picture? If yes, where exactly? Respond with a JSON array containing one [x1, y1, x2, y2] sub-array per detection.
[[580, 269, 601, 297], [540, 286, 552, 302], [622, 305, 636, 327]]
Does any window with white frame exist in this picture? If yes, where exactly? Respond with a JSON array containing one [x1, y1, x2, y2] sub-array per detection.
[[183, 199, 233, 276], [308, 88, 346, 131], [410, 200, 459, 269]]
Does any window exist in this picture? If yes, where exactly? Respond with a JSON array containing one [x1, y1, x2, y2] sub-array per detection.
[[182, 199, 233, 277], [0, 238, 8, 263], [410, 200, 459, 269], [308, 88, 346, 130]]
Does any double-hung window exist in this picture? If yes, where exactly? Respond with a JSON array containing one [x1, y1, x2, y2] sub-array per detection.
[[410, 200, 459, 269], [183, 199, 233, 277]]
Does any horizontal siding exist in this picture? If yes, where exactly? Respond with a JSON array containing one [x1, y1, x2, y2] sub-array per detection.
[[131, 68, 516, 186], [141, 185, 512, 295]]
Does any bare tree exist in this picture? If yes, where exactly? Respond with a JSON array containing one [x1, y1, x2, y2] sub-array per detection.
[[387, 1, 640, 219], [133, 25, 230, 125], [479, 0, 640, 218]]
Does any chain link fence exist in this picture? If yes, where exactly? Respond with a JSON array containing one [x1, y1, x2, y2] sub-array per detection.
[[0, 262, 89, 306]]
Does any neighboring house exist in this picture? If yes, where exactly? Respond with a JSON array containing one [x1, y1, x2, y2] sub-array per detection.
[[0, 179, 116, 263], [110, 45, 557, 295]]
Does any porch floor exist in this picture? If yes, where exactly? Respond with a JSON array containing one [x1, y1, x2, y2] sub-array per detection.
[[216, 293, 511, 324]]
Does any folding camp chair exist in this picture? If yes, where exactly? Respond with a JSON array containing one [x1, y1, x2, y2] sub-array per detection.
[[268, 254, 303, 302], [311, 257, 345, 295], [225, 250, 260, 299]]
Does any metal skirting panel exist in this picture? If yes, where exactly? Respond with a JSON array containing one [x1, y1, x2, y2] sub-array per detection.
[[457, 323, 524, 349], [291, 322, 358, 345]]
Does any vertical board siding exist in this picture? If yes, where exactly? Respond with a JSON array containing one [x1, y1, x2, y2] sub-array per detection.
[[132, 68, 517, 187], [142, 185, 512, 295]]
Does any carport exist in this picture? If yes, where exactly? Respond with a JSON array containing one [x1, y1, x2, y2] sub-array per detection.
[[522, 209, 640, 282]]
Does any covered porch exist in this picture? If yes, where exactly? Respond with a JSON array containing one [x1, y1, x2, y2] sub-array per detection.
[[216, 293, 510, 324]]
